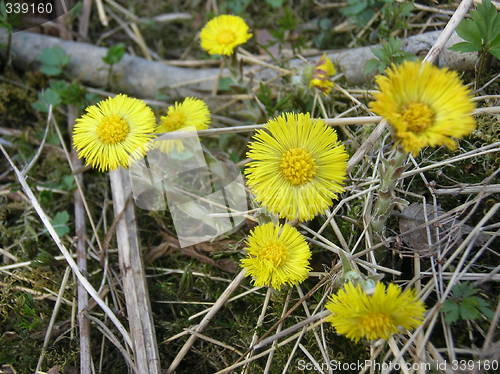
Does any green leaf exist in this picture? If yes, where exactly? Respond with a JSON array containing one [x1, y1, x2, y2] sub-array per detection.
[[342, 0, 369, 16], [51, 211, 70, 237], [61, 175, 75, 191], [371, 46, 386, 60], [452, 282, 478, 298], [40, 65, 63, 76], [441, 302, 460, 324], [102, 43, 126, 65], [489, 46, 500, 59], [37, 46, 70, 76], [459, 300, 480, 320], [218, 77, 235, 91], [49, 79, 68, 91], [491, 32, 500, 48], [32, 89, 61, 112], [474, 0, 496, 40], [449, 41, 481, 53], [364, 58, 381, 74], [456, 19, 482, 46]]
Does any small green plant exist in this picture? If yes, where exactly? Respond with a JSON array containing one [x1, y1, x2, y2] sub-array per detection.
[[32, 88, 61, 112], [36, 46, 70, 76], [103, 43, 126, 89], [450, 0, 500, 86], [50, 210, 70, 237], [364, 37, 416, 74], [450, 0, 500, 59], [32, 80, 88, 112], [102, 43, 126, 65], [441, 282, 494, 324]]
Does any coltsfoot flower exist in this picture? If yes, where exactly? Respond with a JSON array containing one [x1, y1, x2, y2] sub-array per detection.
[[240, 222, 311, 290], [200, 15, 252, 56], [245, 113, 348, 222], [310, 54, 336, 95], [369, 61, 475, 155], [158, 97, 211, 133], [155, 97, 211, 153], [73, 94, 157, 171], [325, 282, 426, 342]]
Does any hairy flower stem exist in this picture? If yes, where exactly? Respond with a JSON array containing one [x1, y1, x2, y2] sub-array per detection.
[[371, 149, 407, 236], [226, 51, 244, 86]]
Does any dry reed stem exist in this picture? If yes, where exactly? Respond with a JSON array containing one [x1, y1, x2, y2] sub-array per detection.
[[109, 168, 161, 373]]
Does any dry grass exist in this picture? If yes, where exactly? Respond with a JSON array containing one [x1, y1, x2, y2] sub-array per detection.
[[0, 0, 499, 373]]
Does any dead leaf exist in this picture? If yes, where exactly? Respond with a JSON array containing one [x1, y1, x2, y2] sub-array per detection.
[[398, 203, 489, 252]]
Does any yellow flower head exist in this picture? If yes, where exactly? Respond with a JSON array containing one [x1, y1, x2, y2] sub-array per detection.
[[158, 97, 211, 133], [325, 282, 426, 342], [155, 97, 211, 153], [310, 54, 336, 95], [240, 222, 311, 290], [369, 61, 475, 155], [73, 94, 157, 172], [245, 113, 348, 222], [200, 14, 252, 56]]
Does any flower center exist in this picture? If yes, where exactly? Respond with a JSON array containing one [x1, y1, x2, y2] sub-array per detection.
[[162, 112, 186, 132], [361, 312, 395, 337], [96, 115, 129, 145], [401, 102, 434, 133], [280, 148, 316, 186], [216, 30, 236, 45], [261, 241, 288, 268]]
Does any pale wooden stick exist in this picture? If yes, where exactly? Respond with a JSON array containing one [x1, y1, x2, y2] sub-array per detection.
[[167, 270, 246, 373], [109, 168, 161, 373]]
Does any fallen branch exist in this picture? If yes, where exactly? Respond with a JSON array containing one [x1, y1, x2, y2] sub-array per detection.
[[0, 29, 477, 98]]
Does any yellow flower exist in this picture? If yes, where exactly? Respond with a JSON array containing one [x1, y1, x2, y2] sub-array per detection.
[[73, 94, 156, 172], [310, 54, 336, 95], [158, 97, 211, 132], [240, 222, 311, 290], [325, 282, 426, 342], [245, 113, 348, 222], [155, 97, 211, 153], [369, 61, 475, 155], [200, 14, 252, 56]]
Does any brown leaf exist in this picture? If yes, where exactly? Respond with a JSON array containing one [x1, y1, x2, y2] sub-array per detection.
[[398, 203, 489, 252]]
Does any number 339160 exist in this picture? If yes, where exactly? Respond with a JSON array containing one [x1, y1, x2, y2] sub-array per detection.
[[5, 2, 54, 14]]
